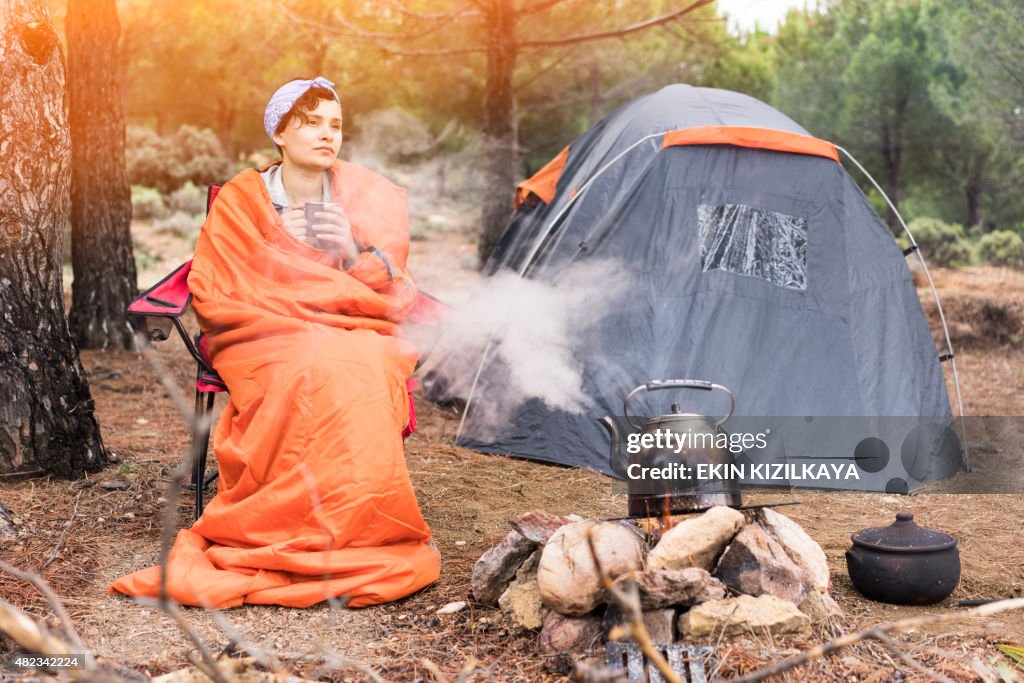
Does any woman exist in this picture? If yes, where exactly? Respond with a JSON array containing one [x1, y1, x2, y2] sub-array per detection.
[[111, 77, 441, 608]]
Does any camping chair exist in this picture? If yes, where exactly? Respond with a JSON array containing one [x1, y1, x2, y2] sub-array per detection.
[[127, 184, 451, 520]]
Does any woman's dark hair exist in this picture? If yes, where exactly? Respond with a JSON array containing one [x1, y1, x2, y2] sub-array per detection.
[[274, 85, 339, 136]]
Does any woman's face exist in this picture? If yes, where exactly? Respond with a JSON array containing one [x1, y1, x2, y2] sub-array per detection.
[[273, 98, 343, 171]]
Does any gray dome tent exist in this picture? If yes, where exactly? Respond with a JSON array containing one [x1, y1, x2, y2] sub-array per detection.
[[441, 84, 964, 492]]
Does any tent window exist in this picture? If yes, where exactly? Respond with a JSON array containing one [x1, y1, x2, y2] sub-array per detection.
[[698, 203, 808, 291]]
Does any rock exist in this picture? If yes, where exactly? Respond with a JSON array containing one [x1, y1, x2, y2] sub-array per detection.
[[571, 656, 620, 683], [678, 595, 812, 637], [472, 530, 537, 606], [605, 605, 676, 644], [757, 508, 831, 591], [538, 611, 604, 654], [798, 590, 844, 622], [537, 521, 645, 616], [516, 548, 542, 579], [0, 502, 18, 541], [613, 567, 726, 609], [499, 579, 547, 630], [714, 524, 815, 604], [509, 510, 581, 544], [437, 601, 467, 615], [642, 609, 677, 644], [647, 506, 745, 572], [498, 549, 548, 630]]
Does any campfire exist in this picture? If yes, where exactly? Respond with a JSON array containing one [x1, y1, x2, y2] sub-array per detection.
[[471, 507, 839, 662]]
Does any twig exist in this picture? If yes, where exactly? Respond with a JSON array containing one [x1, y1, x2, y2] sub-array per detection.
[[134, 334, 209, 601], [421, 657, 450, 682], [874, 631, 956, 683], [455, 656, 479, 683], [295, 460, 358, 678], [132, 597, 228, 683], [312, 639, 386, 682], [0, 469, 45, 478], [199, 598, 284, 674], [713, 604, 740, 653], [0, 559, 90, 663], [730, 598, 1024, 683], [134, 333, 229, 683], [41, 491, 81, 570], [0, 596, 86, 679], [584, 527, 681, 683]]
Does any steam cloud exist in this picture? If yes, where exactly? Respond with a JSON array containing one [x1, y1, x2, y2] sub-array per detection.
[[405, 258, 636, 439]]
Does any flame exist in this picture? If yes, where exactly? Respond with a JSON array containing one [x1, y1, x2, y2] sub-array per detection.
[[660, 495, 675, 531]]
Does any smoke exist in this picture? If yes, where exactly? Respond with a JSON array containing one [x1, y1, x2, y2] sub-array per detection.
[[405, 258, 636, 438]]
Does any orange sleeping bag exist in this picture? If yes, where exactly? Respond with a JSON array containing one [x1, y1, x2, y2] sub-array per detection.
[[110, 161, 441, 608]]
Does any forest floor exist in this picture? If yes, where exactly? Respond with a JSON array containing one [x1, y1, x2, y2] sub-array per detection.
[[1, 210, 1023, 682]]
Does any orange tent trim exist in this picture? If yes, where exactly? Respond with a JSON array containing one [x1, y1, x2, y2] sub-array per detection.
[[661, 126, 840, 163], [515, 145, 569, 209]]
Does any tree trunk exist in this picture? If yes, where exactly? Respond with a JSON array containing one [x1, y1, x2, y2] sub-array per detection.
[[589, 60, 603, 126], [965, 180, 982, 230], [216, 98, 238, 159], [478, 0, 519, 265], [881, 123, 901, 233], [964, 153, 986, 229], [67, 0, 137, 350], [0, 0, 106, 477]]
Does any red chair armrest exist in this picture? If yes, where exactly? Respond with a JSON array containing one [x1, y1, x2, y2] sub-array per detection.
[[128, 260, 193, 318]]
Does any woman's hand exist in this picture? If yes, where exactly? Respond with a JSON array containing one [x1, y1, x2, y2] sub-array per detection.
[[310, 203, 360, 267], [282, 207, 316, 246]]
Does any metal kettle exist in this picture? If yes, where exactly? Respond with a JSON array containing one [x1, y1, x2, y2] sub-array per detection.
[[598, 380, 743, 516]]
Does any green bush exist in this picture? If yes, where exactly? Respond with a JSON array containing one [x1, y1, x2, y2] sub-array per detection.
[[153, 211, 203, 239], [126, 125, 233, 193], [175, 126, 233, 189], [130, 185, 168, 220], [167, 181, 206, 215], [978, 230, 1024, 268], [907, 217, 974, 267], [126, 127, 177, 193]]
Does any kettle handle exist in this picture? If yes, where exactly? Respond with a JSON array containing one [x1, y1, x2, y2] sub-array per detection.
[[623, 380, 736, 430]]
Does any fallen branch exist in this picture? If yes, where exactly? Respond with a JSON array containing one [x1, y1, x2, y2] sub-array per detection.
[[730, 598, 1024, 683], [133, 597, 228, 683], [0, 558, 90, 664], [584, 527, 681, 683], [0, 596, 85, 679], [203, 601, 284, 674]]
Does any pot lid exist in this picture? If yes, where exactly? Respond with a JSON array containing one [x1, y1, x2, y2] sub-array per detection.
[[648, 413, 715, 428], [851, 513, 957, 553]]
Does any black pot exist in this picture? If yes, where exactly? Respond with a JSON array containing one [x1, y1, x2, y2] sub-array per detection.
[[845, 512, 960, 605]]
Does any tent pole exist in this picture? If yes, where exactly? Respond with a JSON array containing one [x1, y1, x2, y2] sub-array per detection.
[[514, 132, 668, 278], [836, 146, 969, 471], [457, 132, 669, 441]]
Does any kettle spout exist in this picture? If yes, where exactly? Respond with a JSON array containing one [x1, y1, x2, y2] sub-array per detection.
[[598, 416, 628, 477]]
